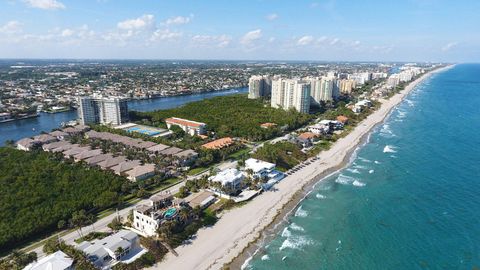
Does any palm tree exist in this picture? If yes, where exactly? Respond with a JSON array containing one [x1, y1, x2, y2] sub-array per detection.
[[178, 208, 190, 224], [114, 247, 124, 259]]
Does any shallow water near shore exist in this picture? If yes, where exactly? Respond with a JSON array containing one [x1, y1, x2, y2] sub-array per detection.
[[245, 64, 480, 269]]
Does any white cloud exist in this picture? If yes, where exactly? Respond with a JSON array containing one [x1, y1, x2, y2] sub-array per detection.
[[150, 29, 182, 42], [164, 15, 193, 26], [22, 0, 65, 10], [192, 34, 231, 48], [330, 38, 340, 45], [441, 42, 458, 52], [0, 21, 23, 34], [297, 35, 314, 46], [61, 29, 73, 37], [266, 13, 279, 21], [241, 29, 262, 45], [117, 14, 155, 30]]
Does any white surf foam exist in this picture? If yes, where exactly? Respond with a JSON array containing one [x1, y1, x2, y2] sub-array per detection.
[[335, 174, 356, 185], [397, 110, 407, 118], [316, 193, 326, 199], [281, 227, 291, 238], [347, 168, 361, 174], [374, 160, 381, 164], [383, 145, 397, 153], [369, 169, 374, 174], [294, 206, 308, 217], [357, 157, 372, 163], [289, 223, 305, 232], [261, 254, 270, 261], [279, 235, 314, 251], [353, 180, 366, 187], [380, 124, 395, 137]]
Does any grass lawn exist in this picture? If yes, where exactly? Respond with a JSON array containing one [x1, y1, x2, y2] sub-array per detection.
[[227, 147, 251, 160], [187, 166, 210, 176]]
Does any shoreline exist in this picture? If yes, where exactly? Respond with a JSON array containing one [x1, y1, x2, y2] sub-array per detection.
[[150, 65, 454, 270]]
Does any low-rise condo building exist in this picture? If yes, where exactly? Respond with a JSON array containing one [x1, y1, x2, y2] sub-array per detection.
[[165, 117, 206, 136]]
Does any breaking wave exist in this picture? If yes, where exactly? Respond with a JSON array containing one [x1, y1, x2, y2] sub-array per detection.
[[279, 235, 314, 251], [383, 145, 397, 153], [353, 180, 366, 187], [294, 206, 308, 218]]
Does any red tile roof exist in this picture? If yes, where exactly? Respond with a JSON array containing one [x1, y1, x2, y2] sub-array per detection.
[[165, 117, 205, 128], [202, 137, 234, 150], [298, 132, 317, 140]]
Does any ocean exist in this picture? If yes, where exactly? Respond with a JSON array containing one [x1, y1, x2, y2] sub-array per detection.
[[244, 64, 480, 270]]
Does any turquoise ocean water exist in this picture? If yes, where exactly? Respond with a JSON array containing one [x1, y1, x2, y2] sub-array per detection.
[[245, 64, 480, 270]]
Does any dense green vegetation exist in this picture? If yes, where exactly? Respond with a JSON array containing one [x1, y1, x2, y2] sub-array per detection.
[[0, 250, 37, 270], [0, 147, 127, 254], [130, 95, 314, 141], [252, 141, 307, 171]]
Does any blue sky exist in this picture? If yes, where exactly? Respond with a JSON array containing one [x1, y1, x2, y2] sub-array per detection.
[[0, 0, 479, 61]]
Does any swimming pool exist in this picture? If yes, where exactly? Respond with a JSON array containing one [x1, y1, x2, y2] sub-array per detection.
[[163, 208, 177, 219]]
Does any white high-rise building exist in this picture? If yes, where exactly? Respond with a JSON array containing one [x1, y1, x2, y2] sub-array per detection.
[[248, 75, 272, 99], [271, 78, 287, 109], [338, 79, 357, 94], [292, 81, 311, 113], [271, 78, 310, 113], [349, 72, 372, 85], [77, 96, 128, 126], [308, 77, 337, 103]]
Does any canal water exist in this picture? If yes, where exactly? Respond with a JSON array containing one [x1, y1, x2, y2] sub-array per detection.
[[0, 87, 247, 145]]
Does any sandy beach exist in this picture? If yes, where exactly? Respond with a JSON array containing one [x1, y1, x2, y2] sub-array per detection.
[[150, 65, 453, 270]]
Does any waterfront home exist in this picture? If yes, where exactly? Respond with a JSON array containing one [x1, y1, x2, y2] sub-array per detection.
[[308, 123, 330, 135], [202, 137, 234, 150], [32, 134, 57, 145], [77, 230, 142, 269], [24, 250, 73, 270], [42, 141, 72, 152], [185, 191, 216, 209], [125, 163, 156, 181], [336, 115, 349, 125], [49, 130, 70, 141], [16, 138, 38, 151], [318, 119, 344, 131], [133, 192, 187, 236], [245, 158, 276, 179], [351, 99, 372, 113], [165, 117, 207, 136], [297, 132, 318, 148], [209, 168, 245, 195]]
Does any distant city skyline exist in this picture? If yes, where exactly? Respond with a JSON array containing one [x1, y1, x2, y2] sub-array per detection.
[[0, 0, 479, 62]]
